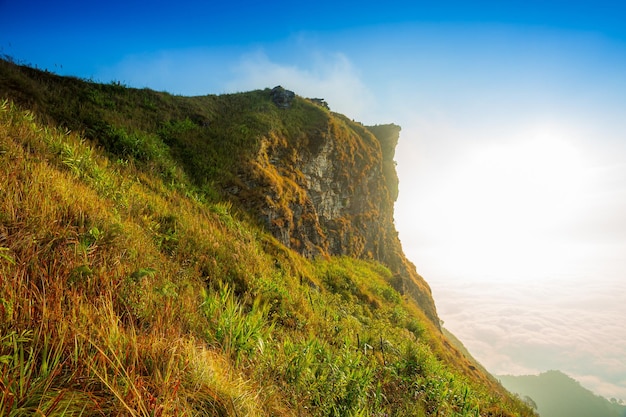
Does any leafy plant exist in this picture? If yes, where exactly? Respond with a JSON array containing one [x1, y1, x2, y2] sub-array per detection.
[[0, 329, 89, 416], [202, 283, 273, 364]]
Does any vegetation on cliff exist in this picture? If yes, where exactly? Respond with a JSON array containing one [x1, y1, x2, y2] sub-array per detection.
[[0, 59, 535, 416]]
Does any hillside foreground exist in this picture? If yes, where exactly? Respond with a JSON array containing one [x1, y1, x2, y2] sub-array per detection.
[[0, 59, 535, 416]]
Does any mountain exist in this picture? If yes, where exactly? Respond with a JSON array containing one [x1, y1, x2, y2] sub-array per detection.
[[0, 58, 534, 416], [498, 371, 626, 417]]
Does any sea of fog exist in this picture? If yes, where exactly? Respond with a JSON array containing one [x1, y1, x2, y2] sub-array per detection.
[[408, 250, 626, 402]]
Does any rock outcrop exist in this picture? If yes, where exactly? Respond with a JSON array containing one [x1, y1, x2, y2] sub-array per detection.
[[270, 86, 295, 109], [232, 89, 439, 324]]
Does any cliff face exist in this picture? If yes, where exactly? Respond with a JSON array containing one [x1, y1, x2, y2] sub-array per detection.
[[230, 89, 438, 323]]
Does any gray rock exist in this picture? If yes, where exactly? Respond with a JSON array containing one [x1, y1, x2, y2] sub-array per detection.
[[309, 98, 329, 109], [270, 86, 295, 109]]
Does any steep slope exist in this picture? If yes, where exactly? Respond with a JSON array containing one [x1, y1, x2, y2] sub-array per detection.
[[0, 59, 534, 416], [0, 63, 436, 323]]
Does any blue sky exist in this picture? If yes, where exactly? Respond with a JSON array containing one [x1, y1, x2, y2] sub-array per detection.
[[3, 0, 626, 401], [3, 0, 626, 77]]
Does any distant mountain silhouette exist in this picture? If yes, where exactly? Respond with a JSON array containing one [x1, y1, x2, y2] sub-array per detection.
[[498, 370, 626, 417]]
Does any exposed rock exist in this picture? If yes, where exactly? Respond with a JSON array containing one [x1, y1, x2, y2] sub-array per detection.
[[367, 124, 401, 201], [308, 97, 329, 109], [233, 102, 439, 325], [270, 86, 295, 109]]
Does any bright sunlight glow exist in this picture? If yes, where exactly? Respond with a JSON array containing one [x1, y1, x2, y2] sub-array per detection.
[[416, 126, 588, 281]]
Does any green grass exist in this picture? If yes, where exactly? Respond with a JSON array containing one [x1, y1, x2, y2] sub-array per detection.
[[0, 60, 537, 416]]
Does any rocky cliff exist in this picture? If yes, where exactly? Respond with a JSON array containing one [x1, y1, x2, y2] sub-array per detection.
[[229, 87, 438, 323]]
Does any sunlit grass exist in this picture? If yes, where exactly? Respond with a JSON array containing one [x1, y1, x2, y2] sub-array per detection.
[[0, 60, 537, 417]]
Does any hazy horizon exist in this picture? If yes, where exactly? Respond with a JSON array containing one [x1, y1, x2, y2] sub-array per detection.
[[2, 0, 626, 401]]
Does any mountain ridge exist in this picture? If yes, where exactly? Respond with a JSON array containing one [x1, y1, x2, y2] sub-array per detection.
[[0, 58, 534, 416]]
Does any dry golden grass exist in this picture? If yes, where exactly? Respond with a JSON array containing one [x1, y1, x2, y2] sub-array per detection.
[[0, 87, 536, 416], [0, 100, 287, 416]]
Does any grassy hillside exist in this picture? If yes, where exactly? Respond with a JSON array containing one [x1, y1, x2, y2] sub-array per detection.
[[0, 59, 535, 416]]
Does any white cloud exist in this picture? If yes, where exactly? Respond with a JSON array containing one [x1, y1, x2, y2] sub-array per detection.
[[438, 277, 626, 400], [97, 46, 377, 122], [226, 50, 377, 121]]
